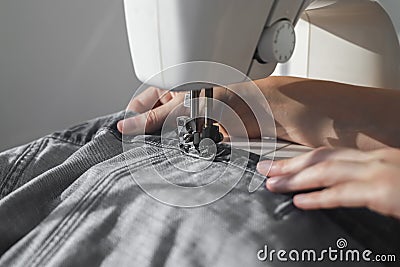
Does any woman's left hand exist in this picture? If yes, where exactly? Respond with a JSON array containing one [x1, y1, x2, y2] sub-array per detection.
[[257, 147, 400, 219]]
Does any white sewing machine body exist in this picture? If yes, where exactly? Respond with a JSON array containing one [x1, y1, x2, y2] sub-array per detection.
[[124, 0, 400, 90], [124, 0, 311, 90]]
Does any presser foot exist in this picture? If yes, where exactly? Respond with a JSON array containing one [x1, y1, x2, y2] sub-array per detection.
[[176, 116, 223, 158]]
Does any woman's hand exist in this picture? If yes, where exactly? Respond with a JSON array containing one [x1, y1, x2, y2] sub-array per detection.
[[117, 87, 186, 135], [117, 82, 268, 138], [118, 76, 400, 149], [257, 147, 400, 219]]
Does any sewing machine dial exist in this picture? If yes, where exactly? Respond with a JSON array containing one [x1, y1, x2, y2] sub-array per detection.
[[258, 20, 296, 64]]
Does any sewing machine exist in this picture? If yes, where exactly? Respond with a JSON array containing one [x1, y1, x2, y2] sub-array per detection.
[[123, 0, 400, 153]]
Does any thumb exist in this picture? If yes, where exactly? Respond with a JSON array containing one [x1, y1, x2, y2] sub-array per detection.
[[118, 99, 182, 135]]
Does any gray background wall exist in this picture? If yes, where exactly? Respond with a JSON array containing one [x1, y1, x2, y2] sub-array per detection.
[[0, 0, 141, 151]]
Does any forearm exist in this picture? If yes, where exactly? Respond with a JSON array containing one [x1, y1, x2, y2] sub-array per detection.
[[257, 76, 400, 150]]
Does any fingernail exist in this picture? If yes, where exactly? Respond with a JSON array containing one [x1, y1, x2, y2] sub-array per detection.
[[117, 121, 123, 133], [257, 160, 272, 175], [268, 163, 279, 175], [266, 177, 281, 186]]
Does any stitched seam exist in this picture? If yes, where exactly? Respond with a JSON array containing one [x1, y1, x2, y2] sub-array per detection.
[[129, 139, 265, 180], [10, 138, 51, 194], [0, 138, 46, 198], [26, 137, 261, 265], [34, 152, 178, 266], [49, 112, 123, 146], [29, 165, 131, 266], [0, 136, 86, 199], [1, 143, 32, 180], [0, 135, 83, 194], [33, 168, 126, 267], [29, 151, 177, 266], [28, 167, 126, 266], [0, 142, 34, 195]]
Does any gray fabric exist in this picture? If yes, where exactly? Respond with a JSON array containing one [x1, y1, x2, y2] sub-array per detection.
[[0, 112, 398, 267]]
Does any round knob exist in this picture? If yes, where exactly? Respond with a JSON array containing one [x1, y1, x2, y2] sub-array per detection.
[[257, 20, 296, 64]]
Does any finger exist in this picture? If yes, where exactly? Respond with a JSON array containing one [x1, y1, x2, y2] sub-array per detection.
[[266, 160, 367, 193], [293, 181, 373, 210], [258, 147, 372, 177], [126, 87, 171, 113], [118, 96, 183, 135]]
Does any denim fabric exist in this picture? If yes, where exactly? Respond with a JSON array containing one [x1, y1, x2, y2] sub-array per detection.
[[0, 112, 398, 267]]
